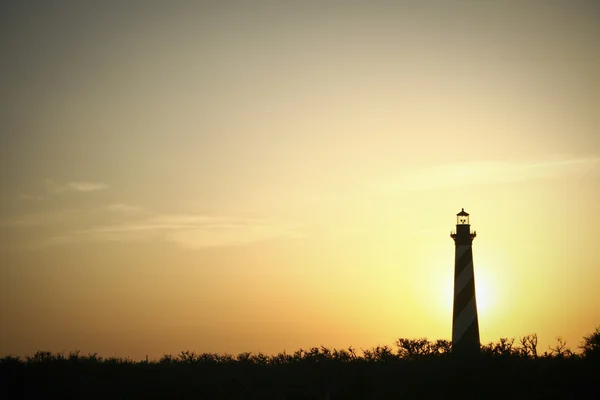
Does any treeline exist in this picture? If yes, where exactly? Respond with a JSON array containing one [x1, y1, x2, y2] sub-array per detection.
[[1, 327, 599, 399]]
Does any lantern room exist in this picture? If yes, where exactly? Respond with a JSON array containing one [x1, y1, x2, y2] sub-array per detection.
[[457, 208, 470, 225]]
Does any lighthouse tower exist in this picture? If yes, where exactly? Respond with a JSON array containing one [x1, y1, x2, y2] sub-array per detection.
[[450, 208, 480, 356]]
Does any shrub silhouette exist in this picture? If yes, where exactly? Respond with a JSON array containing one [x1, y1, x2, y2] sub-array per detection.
[[395, 337, 452, 358], [519, 334, 539, 358], [1, 326, 599, 399], [547, 336, 574, 358], [580, 325, 600, 359]]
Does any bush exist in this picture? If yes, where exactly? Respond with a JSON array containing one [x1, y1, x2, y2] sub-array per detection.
[[580, 325, 600, 359], [2, 326, 599, 398]]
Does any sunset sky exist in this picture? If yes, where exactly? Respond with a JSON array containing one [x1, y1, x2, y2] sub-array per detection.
[[1, 0, 599, 360]]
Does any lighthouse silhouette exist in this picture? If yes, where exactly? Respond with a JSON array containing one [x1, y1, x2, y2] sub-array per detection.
[[450, 208, 481, 355]]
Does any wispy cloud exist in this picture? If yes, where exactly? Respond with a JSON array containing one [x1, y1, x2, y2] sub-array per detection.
[[164, 219, 302, 249], [107, 203, 148, 214], [41, 214, 301, 250], [0, 208, 95, 227], [4, 203, 302, 250], [372, 155, 600, 193], [0, 204, 144, 228], [45, 179, 108, 194], [66, 181, 108, 192]]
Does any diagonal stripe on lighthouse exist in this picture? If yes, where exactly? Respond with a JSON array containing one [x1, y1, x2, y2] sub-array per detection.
[[456, 247, 472, 274], [454, 279, 475, 319], [454, 319, 480, 352], [452, 298, 478, 343], [454, 262, 473, 299], [455, 245, 470, 261]]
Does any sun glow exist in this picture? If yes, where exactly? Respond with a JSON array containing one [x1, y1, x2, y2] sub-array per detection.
[[425, 253, 498, 326], [474, 267, 496, 317]]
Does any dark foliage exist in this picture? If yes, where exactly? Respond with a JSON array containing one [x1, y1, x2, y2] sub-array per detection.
[[1, 330, 600, 399], [580, 325, 600, 360]]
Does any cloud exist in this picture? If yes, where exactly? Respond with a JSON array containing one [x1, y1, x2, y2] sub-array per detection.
[[0, 203, 144, 228], [0, 208, 94, 227], [164, 220, 302, 249], [372, 155, 600, 193], [18, 211, 302, 250], [66, 182, 108, 192], [45, 179, 108, 194], [107, 203, 148, 214]]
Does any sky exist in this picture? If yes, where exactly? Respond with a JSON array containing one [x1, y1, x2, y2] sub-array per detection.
[[1, 0, 599, 360]]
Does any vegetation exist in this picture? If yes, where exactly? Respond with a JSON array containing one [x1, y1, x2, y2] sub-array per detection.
[[1, 327, 599, 399]]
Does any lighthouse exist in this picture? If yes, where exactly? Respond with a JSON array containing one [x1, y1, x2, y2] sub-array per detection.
[[450, 208, 480, 355]]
